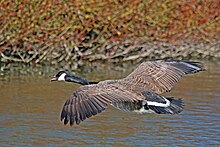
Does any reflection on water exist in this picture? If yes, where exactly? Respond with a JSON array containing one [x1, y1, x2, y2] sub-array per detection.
[[0, 62, 220, 146]]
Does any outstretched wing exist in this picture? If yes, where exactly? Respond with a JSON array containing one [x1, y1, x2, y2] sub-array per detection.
[[122, 60, 204, 94], [61, 81, 143, 126]]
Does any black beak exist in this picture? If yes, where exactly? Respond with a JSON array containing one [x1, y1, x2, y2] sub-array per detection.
[[50, 76, 57, 81]]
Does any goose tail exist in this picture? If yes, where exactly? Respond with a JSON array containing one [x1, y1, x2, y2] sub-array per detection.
[[147, 97, 184, 114]]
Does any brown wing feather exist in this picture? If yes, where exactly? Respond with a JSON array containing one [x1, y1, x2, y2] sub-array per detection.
[[122, 60, 203, 94], [61, 81, 143, 126]]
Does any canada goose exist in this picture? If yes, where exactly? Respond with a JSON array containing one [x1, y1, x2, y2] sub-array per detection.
[[51, 60, 204, 126]]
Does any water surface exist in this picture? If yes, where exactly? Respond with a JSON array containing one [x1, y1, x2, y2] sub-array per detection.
[[0, 62, 220, 146]]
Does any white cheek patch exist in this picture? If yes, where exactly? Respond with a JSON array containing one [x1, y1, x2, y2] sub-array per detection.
[[58, 73, 66, 81]]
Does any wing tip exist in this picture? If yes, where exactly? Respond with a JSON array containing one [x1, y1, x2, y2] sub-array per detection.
[[165, 60, 205, 74], [60, 114, 77, 126], [183, 61, 205, 73]]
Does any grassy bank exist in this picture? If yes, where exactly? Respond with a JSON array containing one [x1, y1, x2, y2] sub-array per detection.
[[0, 0, 219, 65]]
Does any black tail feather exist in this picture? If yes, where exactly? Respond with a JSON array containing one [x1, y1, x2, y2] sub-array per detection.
[[149, 97, 184, 114]]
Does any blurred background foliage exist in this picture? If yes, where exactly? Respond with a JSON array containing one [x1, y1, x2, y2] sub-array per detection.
[[0, 0, 219, 64]]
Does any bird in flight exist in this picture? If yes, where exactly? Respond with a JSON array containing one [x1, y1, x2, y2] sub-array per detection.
[[51, 60, 204, 126]]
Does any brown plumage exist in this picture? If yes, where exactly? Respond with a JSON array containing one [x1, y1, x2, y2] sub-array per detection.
[[51, 60, 204, 126]]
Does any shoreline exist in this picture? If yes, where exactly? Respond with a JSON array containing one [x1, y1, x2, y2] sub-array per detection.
[[1, 40, 219, 68]]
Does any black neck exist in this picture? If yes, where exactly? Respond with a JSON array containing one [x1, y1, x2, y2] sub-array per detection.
[[65, 75, 98, 85], [88, 81, 99, 84]]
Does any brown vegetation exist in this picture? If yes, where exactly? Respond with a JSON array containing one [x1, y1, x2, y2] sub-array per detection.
[[0, 0, 219, 65]]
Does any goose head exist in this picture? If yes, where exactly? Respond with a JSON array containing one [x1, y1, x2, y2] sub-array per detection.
[[51, 71, 90, 85], [51, 71, 68, 81]]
